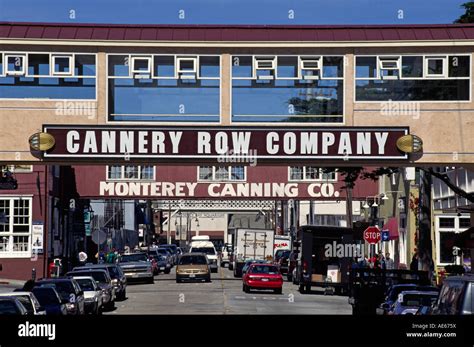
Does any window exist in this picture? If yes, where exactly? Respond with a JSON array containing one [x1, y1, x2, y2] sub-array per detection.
[[460, 218, 471, 229], [107, 54, 220, 122], [198, 166, 246, 181], [439, 232, 456, 264], [355, 54, 470, 101], [5, 165, 33, 173], [232, 55, 344, 123], [131, 56, 151, 78], [5, 54, 26, 76], [177, 57, 197, 79], [436, 214, 471, 265], [52, 55, 73, 76], [425, 56, 446, 78], [378, 56, 400, 79], [439, 217, 455, 228], [289, 167, 337, 181], [0, 52, 97, 99], [106, 165, 155, 180], [0, 197, 32, 258]]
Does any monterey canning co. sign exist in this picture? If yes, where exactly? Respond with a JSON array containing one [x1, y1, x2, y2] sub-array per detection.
[[43, 126, 408, 160]]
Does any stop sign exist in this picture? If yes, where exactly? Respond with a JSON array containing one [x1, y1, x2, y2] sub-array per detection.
[[364, 226, 381, 244]]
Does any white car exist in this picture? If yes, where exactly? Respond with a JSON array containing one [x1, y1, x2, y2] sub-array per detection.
[[0, 292, 46, 315], [70, 276, 103, 315]]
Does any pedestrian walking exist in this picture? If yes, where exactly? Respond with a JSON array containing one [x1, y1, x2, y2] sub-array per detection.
[[385, 252, 395, 270]]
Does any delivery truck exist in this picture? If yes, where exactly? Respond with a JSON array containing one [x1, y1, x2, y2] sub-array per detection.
[[229, 228, 275, 277], [293, 225, 354, 294]]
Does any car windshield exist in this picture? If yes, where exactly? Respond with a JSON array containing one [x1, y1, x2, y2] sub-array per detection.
[[402, 294, 438, 307], [157, 249, 170, 255], [120, 254, 148, 262], [389, 286, 416, 301], [32, 289, 60, 305], [191, 247, 215, 255], [106, 266, 120, 279], [75, 278, 96, 291], [162, 246, 177, 253], [0, 300, 19, 314], [250, 265, 279, 274], [179, 256, 207, 265]]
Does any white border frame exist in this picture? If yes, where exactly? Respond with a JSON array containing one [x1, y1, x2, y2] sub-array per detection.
[[106, 53, 222, 124], [434, 213, 471, 267], [424, 56, 448, 79], [0, 50, 98, 101], [131, 56, 152, 77], [353, 53, 472, 104]]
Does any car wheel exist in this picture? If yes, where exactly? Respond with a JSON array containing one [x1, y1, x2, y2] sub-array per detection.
[[244, 285, 250, 293], [176, 278, 182, 283], [165, 269, 171, 274], [274, 288, 282, 295], [148, 277, 154, 284], [205, 276, 211, 283], [287, 274, 293, 282], [228, 263, 233, 271], [119, 289, 126, 301]]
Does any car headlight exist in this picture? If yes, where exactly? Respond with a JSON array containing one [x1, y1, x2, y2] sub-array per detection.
[[111, 279, 119, 285], [66, 303, 75, 310]]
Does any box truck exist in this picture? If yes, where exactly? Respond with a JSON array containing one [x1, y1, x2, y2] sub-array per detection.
[[229, 228, 274, 277]]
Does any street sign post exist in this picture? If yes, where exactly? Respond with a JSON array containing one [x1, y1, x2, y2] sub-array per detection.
[[364, 226, 381, 244], [381, 230, 390, 242]]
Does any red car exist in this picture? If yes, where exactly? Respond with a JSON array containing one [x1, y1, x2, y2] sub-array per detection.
[[242, 263, 283, 294]]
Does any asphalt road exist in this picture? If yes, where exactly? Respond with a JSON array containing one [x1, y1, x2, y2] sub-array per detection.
[[106, 266, 352, 315]]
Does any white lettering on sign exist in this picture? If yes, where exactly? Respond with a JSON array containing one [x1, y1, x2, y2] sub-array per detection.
[[51, 128, 405, 159]]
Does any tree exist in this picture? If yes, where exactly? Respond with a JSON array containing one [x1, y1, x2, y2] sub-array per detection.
[[455, 2, 474, 23]]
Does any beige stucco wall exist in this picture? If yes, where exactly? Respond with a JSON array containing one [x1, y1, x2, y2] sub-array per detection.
[[0, 41, 473, 164]]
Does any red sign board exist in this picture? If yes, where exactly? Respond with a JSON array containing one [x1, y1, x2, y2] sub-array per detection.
[[364, 226, 381, 244], [43, 125, 408, 161]]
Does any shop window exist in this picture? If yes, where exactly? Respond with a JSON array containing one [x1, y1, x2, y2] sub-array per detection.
[[106, 165, 155, 180], [439, 232, 456, 264], [460, 218, 471, 229], [52, 55, 73, 76], [5, 54, 26, 76], [0, 197, 31, 258], [289, 166, 337, 181], [401, 56, 423, 78]]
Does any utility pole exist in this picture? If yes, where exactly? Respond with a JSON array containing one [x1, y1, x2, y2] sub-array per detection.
[[418, 169, 433, 271]]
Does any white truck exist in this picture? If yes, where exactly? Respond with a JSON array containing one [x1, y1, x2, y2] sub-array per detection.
[[273, 235, 292, 256], [189, 235, 219, 273], [230, 228, 275, 277]]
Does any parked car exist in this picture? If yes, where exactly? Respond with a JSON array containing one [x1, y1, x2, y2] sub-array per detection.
[[31, 287, 68, 315], [220, 243, 233, 267], [73, 263, 127, 301], [287, 251, 298, 282], [0, 292, 46, 315], [243, 263, 283, 294], [176, 253, 211, 283], [155, 248, 174, 266], [67, 269, 115, 310], [189, 236, 219, 273], [70, 276, 103, 315], [118, 252, 154, 284], [0, 297, 28, 315], [388, 290, 439, 315], [148, 251, 172, 274], [432, 275, 474, 315], [158, 245, 178, 265], [376, 284, 438, 315], [34, 278, 85, 315]]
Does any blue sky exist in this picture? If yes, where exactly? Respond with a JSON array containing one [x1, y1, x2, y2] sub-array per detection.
[[0, 0, 467, 24]]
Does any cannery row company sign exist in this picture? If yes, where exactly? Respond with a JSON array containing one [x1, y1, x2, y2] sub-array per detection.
[[42, 126, 409, 160]]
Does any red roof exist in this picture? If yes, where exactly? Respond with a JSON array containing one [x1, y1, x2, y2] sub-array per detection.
[[1, 22, 474, 42]]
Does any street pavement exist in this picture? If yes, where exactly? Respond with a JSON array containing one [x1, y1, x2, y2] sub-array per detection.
[[106, 266, 352, 315]]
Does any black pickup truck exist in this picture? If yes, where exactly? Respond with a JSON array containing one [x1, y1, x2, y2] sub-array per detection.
[[348, 268, 431, 315]]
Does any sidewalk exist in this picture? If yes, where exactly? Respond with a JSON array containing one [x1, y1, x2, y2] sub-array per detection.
[[0, 278, 27, 287]]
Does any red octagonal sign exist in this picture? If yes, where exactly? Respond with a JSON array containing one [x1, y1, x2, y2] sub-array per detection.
[[364, 226, 381, 244]]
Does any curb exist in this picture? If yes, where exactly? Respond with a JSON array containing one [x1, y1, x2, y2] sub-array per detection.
[[0, 278, 26, 287]]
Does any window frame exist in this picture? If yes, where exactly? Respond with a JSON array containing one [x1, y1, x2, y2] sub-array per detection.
[[5, 54, 27, 76], [130, 56, 152, 78], [51, 54, 74, 76], [0, 196, 33, 258], [377, 56, 401, 80], [197, 166, 247, 182], [353, 53, 472, 103], [177, 56, 198, 79], [435, 214, 471, 266], [424, 56, 448, 79], [105, 165, 156, 181], [0, 51, 98, 101], [287, 166, 338, 182]]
